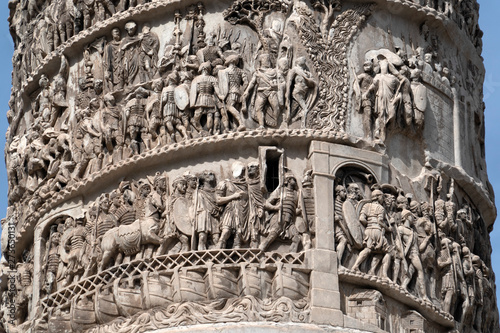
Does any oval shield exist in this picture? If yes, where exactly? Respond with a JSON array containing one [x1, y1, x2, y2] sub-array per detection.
[[172, 197, 193, 236], [343, 199, 364, 249], [174, 85, 190, 111], [218, 69, 229, 100], [412, 83, 428, 112]]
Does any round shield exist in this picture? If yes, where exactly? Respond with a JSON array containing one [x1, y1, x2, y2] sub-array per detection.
[[174, 85, 190, 111], [343, 200, 364, 249], [172, 197, 193, 236]]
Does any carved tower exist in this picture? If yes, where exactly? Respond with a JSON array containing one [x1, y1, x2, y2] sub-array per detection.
[[2, 0, 499, 332]]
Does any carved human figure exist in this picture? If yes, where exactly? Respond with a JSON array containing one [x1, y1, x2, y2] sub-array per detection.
[[351, 190, 392, 278], [190, 62, 221, 135], [101, 93, 123, 162], [143, 174, 167, 257], [410, 68, 426, 131], [218, 54, 247, 132], [471, 254, 484, 330], [356, 61, 375, 139], [61, 217, 88, 286], [184, 172, 198, 202], [165, 176, 190, 253], [44, 225, 61, 295], [124, 87, 149, 154], [437, 237, 456, 314], [75, 0, 95, 32], [34, 74, 55, 130], [196, 33, 225, 67], [415, 202, 436, 299], [259, 171, 300, 252], [94, 194, 118, 241], [162, 72, 189, 143], [15, 250, 33, 324], [94, 0, 116, 23], [44, 227, 61, 295], [390, 193, 409, 284], [194, 171, 221, 250], [134, 181, 152, 220], [285, 56, 316, 128], [247, 161, 265, 248], [139, 23, 159, 82], [73, 99, 102, 178], [146, 79, 163, 145], [263, 19, 283, 60], [392, 67, 414, 129], [216, 162, 248, 249], [342, 183, 363, 251], [105, 27, 124, 91], [422, 53, 434, 75], [121, 21, 141, 86], [334, 185, 352, 265], [456, 206, 474, 249], [296, 169, 314, 251], [110, 186, 136, 227], [461, 246, 476, 328], [243, 53, 281, 129], [397, 209, 428, 299], [366, 56, 400, 141]]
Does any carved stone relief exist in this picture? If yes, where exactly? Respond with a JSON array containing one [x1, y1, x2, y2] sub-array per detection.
[[2, 0, 498, 333], [333, 165, 498, 331]]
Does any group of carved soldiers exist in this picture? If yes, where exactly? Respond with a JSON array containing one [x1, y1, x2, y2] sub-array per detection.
[[7, 11, 319, 208], [39, 162, 314, 298], [334, 178, 495, 330]]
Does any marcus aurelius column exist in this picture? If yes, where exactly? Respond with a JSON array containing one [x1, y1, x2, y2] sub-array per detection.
[[1, 0, 499, 332]]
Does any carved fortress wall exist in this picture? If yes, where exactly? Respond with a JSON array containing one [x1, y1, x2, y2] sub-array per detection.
[[1, 0, 498, 332]]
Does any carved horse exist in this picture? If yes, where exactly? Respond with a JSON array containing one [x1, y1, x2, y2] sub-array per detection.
[[99, 217, 163, 271]]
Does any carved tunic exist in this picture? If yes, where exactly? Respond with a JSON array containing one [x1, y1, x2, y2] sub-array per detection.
[[162, 87, 179, 121], [195, 187, 220, 234], [217, 179, 249, 240], [105, 40, 123, 86], [248, 179, 265, 235], [126, 98, 146, 127], [360, 202, 390, 253], [194, 77, 217, 108]]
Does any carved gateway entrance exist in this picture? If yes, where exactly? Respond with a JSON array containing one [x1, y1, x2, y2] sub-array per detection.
[[1, 0, 498, 332]]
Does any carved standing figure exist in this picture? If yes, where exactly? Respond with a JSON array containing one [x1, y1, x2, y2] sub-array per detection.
[[162, 72, 189, 143], [44, 226, 61, 295], [247, 161, 265, 248], [124, 87, 149, 154], [216, 162, 248, 249], [105, 27, 124, 91], [190, 62, 221, 135], [356, 61, 375, 139], [335, 185, 352, 265], [243, 54, 281, 129], [285, 56, 316, 128], [139, 23, 159, 82], [61, 217, 88, 286], [259, 171, 300, 252], [218, 54, 247, 132], [437, 237, 456, 314], [121, 21, 141, 86], [351, 190, 392, 278], [398, 209, 428, 300], [194, 171, 221, 250]]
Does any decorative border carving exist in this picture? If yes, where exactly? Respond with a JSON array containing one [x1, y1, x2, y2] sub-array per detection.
[[85, 296, 310, 333]]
